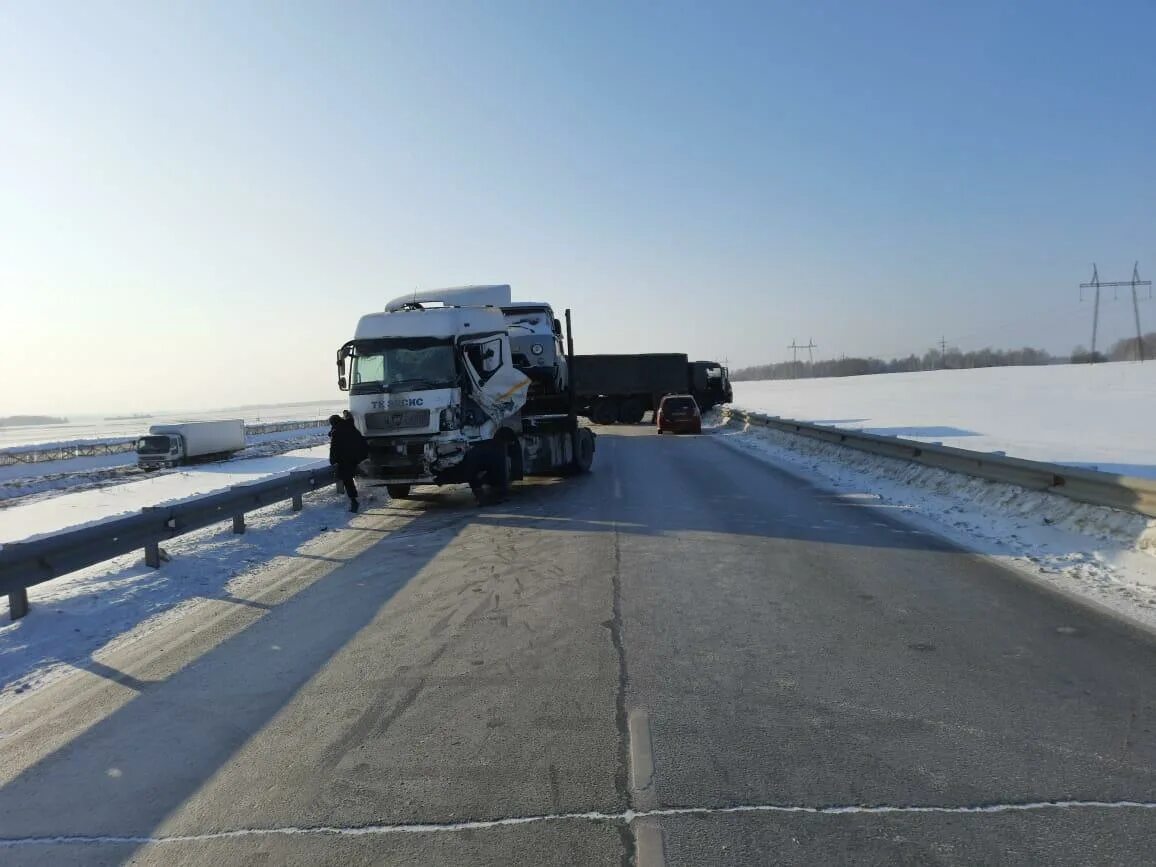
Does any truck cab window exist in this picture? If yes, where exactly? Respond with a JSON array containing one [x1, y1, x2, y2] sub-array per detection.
[[464, 338, 505, 382]]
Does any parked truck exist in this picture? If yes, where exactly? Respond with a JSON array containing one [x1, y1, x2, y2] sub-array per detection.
[[572, 354, 734, 424], [335, 285, 595, 503], [136, 419, 246, 470]]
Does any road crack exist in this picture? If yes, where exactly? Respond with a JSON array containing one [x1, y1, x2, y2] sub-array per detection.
[[5, 800, 1156, 848]]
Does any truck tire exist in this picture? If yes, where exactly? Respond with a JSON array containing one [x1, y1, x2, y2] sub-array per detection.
[[590, 398, 619, 425], [568, 428, 595, 474], [386, 484, 412, 499], [618, 398, 645, 425]]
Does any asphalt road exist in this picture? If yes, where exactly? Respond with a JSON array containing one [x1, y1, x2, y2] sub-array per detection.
[[1, 425, 1155, 865]]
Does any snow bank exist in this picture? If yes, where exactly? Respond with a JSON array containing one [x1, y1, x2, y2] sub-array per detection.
[[732, 361, 1156, 479], [0, 484, 370, 706], [714, 416, 1156, 633]]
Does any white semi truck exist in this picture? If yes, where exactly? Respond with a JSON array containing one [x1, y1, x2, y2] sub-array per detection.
[[335, 285, 595, 502], [136, 419, 246, 470]]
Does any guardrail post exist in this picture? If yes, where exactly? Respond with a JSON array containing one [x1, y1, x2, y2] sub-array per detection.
[[145, 542, 161, 569], [233, 514, 246, 534], [9, 589, 29, 621], [291, 493, 303, 511]]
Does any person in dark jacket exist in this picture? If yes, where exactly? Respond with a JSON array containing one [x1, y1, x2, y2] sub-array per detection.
[[341, 410, 368, 477], [329, 415, 368, 512]]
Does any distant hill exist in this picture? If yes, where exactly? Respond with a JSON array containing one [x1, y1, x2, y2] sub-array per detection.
[[0, 415, 69, 427]]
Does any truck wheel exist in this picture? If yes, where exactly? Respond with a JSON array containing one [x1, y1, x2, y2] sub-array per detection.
[[568, 428, 595, 474], [591, 399, 619, 425], [386, 484, 412, 499], [618, 398, 645, 425]]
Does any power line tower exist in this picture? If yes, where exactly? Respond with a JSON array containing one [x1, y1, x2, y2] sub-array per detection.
[[1079, 263, 1152, 363], [789, 339, 817, 377], [939, 336, 947, 369]]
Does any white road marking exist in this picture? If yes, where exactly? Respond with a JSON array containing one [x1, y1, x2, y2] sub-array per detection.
[[634, 817, 666, 867], [628, 708, 656, 808], [628, 707, 664, 865]]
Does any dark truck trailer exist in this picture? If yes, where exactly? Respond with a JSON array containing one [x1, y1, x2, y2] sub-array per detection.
[[572, 354, 732, 424]]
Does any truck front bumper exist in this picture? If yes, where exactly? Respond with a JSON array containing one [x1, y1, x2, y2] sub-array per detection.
[[367, 435, 472, 485]]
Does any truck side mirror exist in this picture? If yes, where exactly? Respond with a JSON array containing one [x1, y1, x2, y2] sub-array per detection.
[[338, 376, 348, 391], [553, 319, 562, 336]]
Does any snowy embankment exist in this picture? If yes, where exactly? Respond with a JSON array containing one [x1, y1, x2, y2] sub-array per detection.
[[720, 361, 1156, 632], [732, 362, 1156, 479], [0, 482, 369, 705], [0, 426, 330, 506], [0, 444, 330, 547], [0, 436, 354, 706]]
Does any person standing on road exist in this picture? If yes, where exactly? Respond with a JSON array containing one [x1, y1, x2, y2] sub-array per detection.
[[340, 410, 368, 477], [329, 414, 369, 512]]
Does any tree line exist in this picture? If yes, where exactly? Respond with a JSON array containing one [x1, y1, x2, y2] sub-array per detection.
[[731, 332, 1156, 381]]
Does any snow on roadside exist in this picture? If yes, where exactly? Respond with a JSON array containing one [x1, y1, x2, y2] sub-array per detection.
[[0, 484, 378, 710], [0, 446, 329, 547], [712, 415, 1156, 632]]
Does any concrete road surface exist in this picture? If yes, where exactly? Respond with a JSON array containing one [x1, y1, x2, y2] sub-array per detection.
[[1, 426, 1155, 865]]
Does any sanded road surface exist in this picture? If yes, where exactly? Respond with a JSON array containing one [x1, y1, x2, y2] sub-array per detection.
[[1, 426, 1154, 865]]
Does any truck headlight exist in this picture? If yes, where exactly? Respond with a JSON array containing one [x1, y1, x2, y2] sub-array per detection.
[[531, 343, 544, 355], [439, 405, 461, 431]]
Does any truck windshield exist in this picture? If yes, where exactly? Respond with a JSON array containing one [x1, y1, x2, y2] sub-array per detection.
[[137, 435, 173, 454], [351, 339, 457, 394], [505, 309, 553, 335]]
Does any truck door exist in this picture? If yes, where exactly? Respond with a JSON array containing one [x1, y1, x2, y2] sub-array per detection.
[[460, 335, 530, 422]]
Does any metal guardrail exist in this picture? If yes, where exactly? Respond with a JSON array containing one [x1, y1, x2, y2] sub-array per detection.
[[0, 464, 338, 621], [726, 410, 1156, 520], [0, 439, 137, 466], [0, 420, 330, 467], [245, 419, 329, 436]]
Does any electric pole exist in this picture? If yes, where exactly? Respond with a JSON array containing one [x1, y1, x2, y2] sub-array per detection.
[[789, 339, 817, 377], [1080, 263, 1152, 363], [1131, 262, 1149, 362], [939, 336, 947, 369]]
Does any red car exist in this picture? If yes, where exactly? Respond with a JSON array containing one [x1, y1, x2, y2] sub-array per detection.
[[656, 394, 702, 434]]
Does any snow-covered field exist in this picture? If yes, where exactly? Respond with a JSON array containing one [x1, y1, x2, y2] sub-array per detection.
[[0, 445, 329, 546], [732, 361, 1156, 479]]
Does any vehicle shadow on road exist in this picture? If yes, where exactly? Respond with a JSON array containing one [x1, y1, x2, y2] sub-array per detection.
[[0, 489, 489, 851], [472, 433, 957, 555]]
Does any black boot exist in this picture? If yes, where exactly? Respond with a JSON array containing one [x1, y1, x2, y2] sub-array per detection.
[[349, 498, 359, 513]]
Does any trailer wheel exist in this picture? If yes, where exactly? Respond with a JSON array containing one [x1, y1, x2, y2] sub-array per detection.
[[590, 398, 619, 425], [386, 484, 412, 499], [568, 428, 595, 474], [618, 398, 645, 425]]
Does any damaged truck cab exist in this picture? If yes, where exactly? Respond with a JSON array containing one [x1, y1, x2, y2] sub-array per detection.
[[336, 285, 594, 501]]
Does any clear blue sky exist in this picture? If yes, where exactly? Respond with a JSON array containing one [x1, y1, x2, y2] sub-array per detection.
[[3, 1, 1155, 413]]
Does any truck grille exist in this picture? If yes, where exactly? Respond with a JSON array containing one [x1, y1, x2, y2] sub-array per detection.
[[365, 409, 431, 432]]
